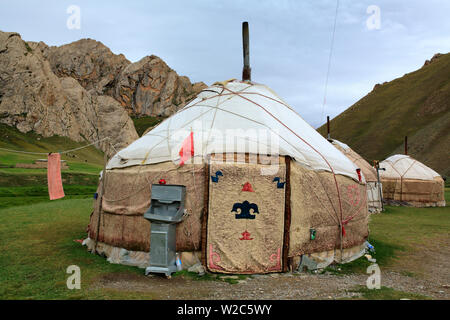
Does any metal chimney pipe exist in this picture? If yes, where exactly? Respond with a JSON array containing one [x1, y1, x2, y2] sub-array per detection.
[[242, 21, 251, 81], [404, 136, 408, 155], [327, 116, 331, 140]]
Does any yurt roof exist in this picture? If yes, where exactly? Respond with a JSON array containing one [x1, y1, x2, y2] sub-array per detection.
[[107, 80, 361, 181], [380, 154, 441, 181], [329, 139, 378, 182]]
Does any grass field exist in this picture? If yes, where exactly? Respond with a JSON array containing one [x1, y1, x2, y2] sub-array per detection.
[[132, 116, 164, 136], [0, 124, 103, 208], [0, 189, 448, 300]]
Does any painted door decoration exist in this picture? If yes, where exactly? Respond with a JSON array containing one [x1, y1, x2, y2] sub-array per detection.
[[206, 157, 286, 273]]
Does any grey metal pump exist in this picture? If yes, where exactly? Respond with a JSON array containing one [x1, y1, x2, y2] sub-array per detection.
[[144, 184, 186, 277]]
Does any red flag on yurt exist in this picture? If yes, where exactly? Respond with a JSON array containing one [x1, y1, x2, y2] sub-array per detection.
[[47, 153, 65, 200], [179, 131, 194, 166]]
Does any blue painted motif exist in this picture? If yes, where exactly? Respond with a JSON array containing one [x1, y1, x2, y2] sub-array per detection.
[[211, 170, 223, 183], [231, 201, 259, 219], [273, 177, 285, 188]]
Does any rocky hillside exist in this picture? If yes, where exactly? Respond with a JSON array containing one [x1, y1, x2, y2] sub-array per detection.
[[40, 38, 206, 117], [318, 53, 450, 178], [0, 31, 206, 156]]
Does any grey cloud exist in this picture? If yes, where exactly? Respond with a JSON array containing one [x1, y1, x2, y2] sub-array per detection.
[[1, 0, 449, 128]]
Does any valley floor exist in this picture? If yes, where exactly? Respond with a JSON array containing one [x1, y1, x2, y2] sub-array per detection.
[[0, 190, 449, 300]]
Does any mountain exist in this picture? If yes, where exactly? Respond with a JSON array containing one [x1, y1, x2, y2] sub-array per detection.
[[40, 38, 206, 117], [318, 53, 450, 178], [0, 31, 206, 156], [0, 31, 138, 157]]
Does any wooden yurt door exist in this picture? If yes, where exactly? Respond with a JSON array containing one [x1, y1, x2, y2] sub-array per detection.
[[206, 155, 286, 273]]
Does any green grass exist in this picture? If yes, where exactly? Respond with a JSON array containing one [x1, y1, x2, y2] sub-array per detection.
[[0, 199, 143, 300], [0, 124, 103, 206], [326, 190, 450, 276], [132, 116, 163, 136], [0, 185, 97, 209], [0, 124, 104, 167], [0, 125, 102, 193], [0, 170, 99, 186]]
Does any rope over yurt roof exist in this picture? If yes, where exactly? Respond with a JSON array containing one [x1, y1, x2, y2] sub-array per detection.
[[107, 80, 362, 182], [329, 139, 378, 182], [380, 154, 441, 181]]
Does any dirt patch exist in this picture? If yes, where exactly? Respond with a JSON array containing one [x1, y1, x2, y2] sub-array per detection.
[[385, 237, 450, 285], [93, 270, 449, 300]]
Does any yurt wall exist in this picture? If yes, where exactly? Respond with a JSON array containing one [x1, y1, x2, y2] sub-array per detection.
[[289, 160, 369, 258], [88, 161, 205, 253]]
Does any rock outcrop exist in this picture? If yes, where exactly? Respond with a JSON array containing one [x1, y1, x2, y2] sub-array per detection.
[[0, 30, 206, 156], [0, 31, 138, 157], [41, 38, 206, 117], [41, 38, 130, 97], [113, 55, 204, 116]]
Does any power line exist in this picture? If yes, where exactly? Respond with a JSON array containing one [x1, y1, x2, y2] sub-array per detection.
[[320, 0, 340, 125]]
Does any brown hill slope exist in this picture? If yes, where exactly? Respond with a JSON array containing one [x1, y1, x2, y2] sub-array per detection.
[[318, 53, 450, 178]]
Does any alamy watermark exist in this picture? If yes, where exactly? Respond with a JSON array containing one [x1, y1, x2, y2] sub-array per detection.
[[66, 5, 81, 30], [66, 265, 81, 289], [366, 5, 381, 30], [169, 121, 281, 175], [366, 263, 381, 289]]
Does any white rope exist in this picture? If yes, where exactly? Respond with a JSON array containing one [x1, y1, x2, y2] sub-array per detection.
[[0, 136, 111, 155]]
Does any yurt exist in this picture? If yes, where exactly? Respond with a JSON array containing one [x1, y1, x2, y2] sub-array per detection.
[[379, 154, 445, 207], [85, 79, 370, 274], [328, 139, 383, 213]]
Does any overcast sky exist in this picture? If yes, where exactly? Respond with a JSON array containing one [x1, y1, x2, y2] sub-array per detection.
[[1, 0, 449, 127]]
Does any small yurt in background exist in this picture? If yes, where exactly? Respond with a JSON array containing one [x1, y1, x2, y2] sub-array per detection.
[[329, 139, 383, 213], [379, 154, 445, 207]]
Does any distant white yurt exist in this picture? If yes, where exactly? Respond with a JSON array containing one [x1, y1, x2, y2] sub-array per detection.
[[329, 139, 383, 213], [379, 154, 445, 207], [86, 79, 371, 273]]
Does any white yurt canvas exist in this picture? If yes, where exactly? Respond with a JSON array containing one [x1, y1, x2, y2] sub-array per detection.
[[380, 154, 445, 207], [107, 80, 362, 181]]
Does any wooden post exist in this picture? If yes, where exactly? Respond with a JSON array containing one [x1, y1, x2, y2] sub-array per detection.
[[242, 22, 251, 81], [282, 156, 292, 272], [327, 116, 331, 140], [201, 159, 210, 267], [94, 138, 109, 252], [404, 136, 408, 155]]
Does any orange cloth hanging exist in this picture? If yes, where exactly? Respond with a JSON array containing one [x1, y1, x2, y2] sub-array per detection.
[[47, 153, 65, 200]]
